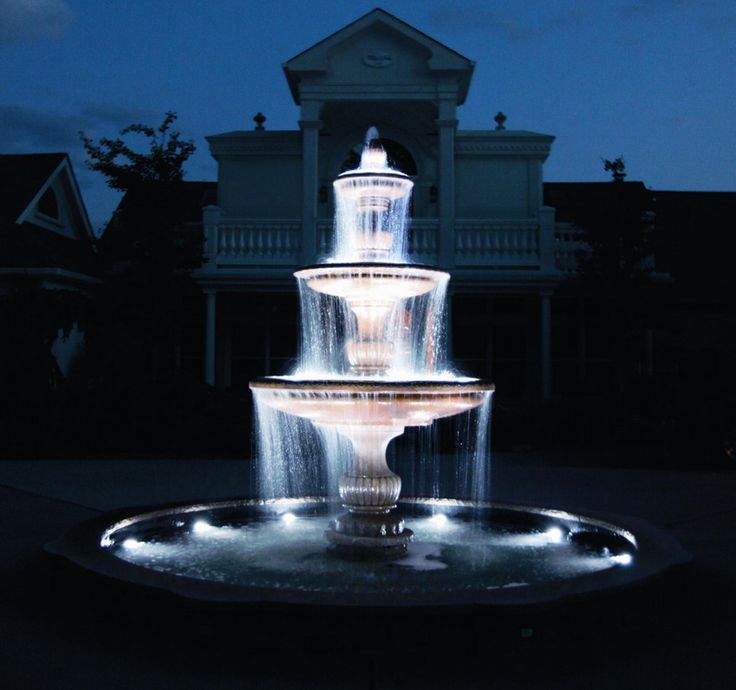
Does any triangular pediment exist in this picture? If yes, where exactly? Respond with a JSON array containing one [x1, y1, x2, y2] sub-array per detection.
[[14, 155, 94, 242], [283, 8, 474, 104]]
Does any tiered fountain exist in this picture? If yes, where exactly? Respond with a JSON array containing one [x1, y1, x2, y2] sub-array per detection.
[[48, 129, 689, 609], [250, 129, 492, 559]]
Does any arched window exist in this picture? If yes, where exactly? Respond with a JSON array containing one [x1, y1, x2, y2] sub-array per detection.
[[38, 187, 59, 219], [341, 138, 417, 176]]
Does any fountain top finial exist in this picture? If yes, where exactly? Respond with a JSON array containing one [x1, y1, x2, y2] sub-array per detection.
[[365, 126, 380, 146], [359, 127, 388, 171]]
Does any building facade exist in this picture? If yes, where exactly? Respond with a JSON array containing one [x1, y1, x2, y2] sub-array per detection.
[[193, 9, 590, 399]]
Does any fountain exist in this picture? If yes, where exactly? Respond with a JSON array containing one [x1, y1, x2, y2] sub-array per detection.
[[251, 129, 492, 558], [47, 129, 689, 610]]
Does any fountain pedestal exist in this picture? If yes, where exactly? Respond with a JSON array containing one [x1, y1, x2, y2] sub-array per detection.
[[326, 425, 413, 558], [325, 511, 413, 560]]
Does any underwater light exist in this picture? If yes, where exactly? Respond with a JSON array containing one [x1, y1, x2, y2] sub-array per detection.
[[545, 527, 564, 544], [428, 513, 450, 529], [192, 520, 213, 535], [281, 512, 297, 526]]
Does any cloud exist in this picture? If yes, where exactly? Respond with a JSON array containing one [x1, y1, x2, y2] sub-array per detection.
[[615, 0, 736, 31], [0, 0, 73, 43], [79, 103, 157, 127], [427, 5, 541, 42], [0, 104, 82, 150], [0, 102, 158, 154], [426, 3, 590, 43]]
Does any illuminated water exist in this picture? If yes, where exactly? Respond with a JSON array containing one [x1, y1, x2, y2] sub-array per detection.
[[252, 129, 492, 509], [103, 501, 635, 596]]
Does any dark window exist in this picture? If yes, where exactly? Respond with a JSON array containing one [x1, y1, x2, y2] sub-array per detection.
[[38, 187, 59, 219]]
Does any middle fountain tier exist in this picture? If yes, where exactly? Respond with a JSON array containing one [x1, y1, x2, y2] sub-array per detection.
[[250, 128, 493, 559]]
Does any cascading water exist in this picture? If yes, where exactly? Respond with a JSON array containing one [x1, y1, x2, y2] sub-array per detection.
[[250, 128, 494, 558]]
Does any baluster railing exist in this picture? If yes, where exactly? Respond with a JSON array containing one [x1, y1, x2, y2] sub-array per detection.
[[454, 221, 540, 267], [203, 217, 586, 273]]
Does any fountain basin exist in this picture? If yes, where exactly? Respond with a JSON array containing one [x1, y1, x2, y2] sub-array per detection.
[[296, 263, 448, 301], [46, 498, 690, 609], [249, 378, 493, 428]]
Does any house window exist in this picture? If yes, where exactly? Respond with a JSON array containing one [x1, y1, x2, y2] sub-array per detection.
[[38, 187, 60, 220]]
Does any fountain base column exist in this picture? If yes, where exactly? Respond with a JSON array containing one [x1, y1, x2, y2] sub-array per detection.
[[338, 472, 401, 512], [326, 425, 413, 559], [325, 511, 413, 560]]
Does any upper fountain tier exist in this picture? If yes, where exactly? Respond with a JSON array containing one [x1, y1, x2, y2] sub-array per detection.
[[331, 129, 414, 264]]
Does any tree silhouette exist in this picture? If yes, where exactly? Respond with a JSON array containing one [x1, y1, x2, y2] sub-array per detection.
[[80, 112, 201, 385], [572, 165, 656, 397], [80, 111, 195, 191]]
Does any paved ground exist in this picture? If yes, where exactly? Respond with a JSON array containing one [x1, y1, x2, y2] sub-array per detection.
[[1, 449, 735, 689]]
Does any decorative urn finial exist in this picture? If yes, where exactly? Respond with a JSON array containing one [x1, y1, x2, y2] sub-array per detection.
[[494, 112, 507, 130], [253, 112, 266, 130]]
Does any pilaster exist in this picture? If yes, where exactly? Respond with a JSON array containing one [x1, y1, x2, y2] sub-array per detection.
[[300, 100, 322, 264], [436, 98, 457, 269]]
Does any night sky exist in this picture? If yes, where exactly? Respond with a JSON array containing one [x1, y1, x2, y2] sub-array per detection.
[[1, 0, 734, 233]]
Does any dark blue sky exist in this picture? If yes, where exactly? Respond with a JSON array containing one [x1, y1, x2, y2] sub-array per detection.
[[2, 0, 734, 232]]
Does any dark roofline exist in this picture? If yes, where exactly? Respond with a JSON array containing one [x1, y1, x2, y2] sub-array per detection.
[[284, 8, 473, 67], [544, 181, 648, 188]]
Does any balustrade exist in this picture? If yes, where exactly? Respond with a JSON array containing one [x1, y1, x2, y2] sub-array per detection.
[[211, 220, 301, 265], [455, 222, 539, 267], [203, 218, 588, 273]]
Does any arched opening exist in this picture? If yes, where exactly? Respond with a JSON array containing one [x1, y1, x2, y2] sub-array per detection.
[[340, 138, 417, 176]]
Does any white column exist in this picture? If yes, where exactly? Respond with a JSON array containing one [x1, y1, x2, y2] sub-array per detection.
[[202, 205, 221, 270], [204, 290, 217, 386], [436, 98, 457, 269], [300, 101, 321, 265], [540, 291, 552, 400]]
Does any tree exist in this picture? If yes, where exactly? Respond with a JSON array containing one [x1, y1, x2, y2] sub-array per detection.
[[80, 111, 195, 191], [80, 112, 200, 384], [572, 162, 657, 398]]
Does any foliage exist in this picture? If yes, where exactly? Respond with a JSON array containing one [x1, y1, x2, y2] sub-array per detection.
[[568, 167, 658, 396], [579, 183, 654, 317], [80, 112, 202, 384], [80, 111, 195, 192]]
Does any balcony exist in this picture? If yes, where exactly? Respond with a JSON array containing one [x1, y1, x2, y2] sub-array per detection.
[[199, 212, 587, 282]]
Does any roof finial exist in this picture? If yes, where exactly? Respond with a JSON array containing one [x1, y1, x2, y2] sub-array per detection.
[[604, 157, 626, 182], [253, 112, 266, 131], [494, 112, 507, 131]]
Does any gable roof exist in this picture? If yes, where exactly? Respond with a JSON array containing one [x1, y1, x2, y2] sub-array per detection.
[[283, 8, 475, 104], [0, 153, 99, 278], [0, 153, 67, 226]]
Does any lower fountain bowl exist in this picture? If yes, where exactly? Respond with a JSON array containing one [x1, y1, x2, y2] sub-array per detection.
[[46, 498, 690, 609]]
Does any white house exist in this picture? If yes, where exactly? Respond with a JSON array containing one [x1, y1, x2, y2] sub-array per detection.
[[193, 9, 583, 399]]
